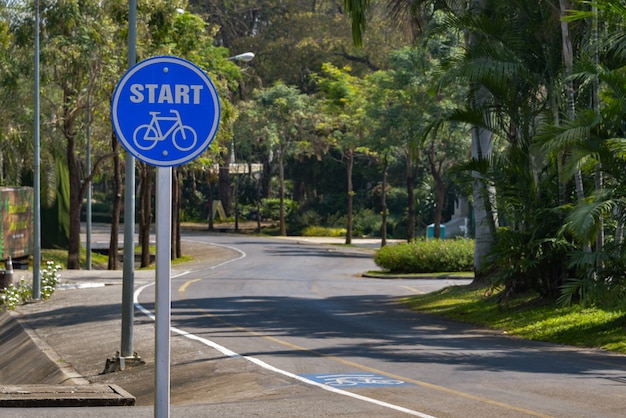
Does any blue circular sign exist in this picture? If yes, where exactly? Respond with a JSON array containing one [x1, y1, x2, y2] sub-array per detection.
[[111, 56, 220, 167]]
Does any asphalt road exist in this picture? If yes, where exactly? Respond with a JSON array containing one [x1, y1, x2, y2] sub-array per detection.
[[132, 234, 626, 418]]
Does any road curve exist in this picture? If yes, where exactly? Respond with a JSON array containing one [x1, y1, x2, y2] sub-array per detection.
[[136, 234, 626, 417]]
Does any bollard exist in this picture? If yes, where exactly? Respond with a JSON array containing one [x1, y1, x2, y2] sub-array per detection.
[[5, 257, 14, 287]]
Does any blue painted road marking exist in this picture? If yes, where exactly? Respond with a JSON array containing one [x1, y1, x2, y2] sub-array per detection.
[[300, 373, 413, 388]]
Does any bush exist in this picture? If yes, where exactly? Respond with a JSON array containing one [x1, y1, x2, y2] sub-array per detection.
[[353, 208, 381, 237], [288, 209, 322, 235], [374, 239, 474, 273], [301, 225, 346, 237], [264, 198, 296, 221], [1, 261, 61, 310]]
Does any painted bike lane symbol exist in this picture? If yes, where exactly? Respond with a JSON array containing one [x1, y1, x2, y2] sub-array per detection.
[[299, 373, 412, 388], [133, 110, 197, 152]]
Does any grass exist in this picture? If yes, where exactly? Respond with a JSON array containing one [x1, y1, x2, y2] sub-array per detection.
[[403, 284, 626, 354], [41, 249, 109, 269], [41, 246, 191, 271]]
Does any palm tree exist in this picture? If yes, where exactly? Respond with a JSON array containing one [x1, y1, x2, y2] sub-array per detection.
[[548, 0, 626, 303], [345, 0, 595, 292], [345, 0, 498, 273]]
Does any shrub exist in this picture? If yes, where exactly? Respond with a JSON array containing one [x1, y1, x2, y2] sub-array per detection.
[[288, 209, 322, 235], [264, 198, 296, 220], [40, 261, 61, 300], [1, 261, 61, 311], [301, 226, 346, 237], [353, 208, 381, 237], [374, 239, 474, 273], [1, 279, 31, 310]]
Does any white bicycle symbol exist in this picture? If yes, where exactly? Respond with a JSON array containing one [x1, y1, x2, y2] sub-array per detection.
[[320, 374, 406, 387], [133, 110, 197, 152]]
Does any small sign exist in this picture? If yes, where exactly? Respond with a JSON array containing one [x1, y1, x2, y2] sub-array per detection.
[[111, 56, 220, 167]]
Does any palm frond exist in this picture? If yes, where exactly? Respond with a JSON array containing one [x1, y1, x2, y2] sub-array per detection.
[[564, 197, 617, 244]]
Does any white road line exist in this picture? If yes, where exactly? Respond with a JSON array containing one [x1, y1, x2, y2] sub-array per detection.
[[133, 247, 437, 417]]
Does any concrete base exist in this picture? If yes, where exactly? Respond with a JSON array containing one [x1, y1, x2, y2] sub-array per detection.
[[102, 353, 146, 374]]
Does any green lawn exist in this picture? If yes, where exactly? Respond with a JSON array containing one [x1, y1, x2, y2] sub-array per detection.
[[40, 247, 191, 270], [41, 249, 109, 269], [403, 284, 626, 354]]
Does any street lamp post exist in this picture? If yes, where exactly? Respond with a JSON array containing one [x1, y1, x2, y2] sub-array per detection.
[[33, 0, 41, 300], [85, 69, 92, 270]]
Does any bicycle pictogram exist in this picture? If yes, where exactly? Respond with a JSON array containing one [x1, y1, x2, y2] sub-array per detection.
[[133, 109, 197, 152], [300, 372, 409, 388], [314, 374, 407, 387]]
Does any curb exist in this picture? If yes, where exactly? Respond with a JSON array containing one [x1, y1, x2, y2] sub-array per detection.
[[1, 311, 135, 407], [362, 272, 474, 280], [8, 310, 90, 386]]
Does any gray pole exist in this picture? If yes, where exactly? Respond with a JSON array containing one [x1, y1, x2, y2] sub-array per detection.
[[155, 167, 172, 418], [86, 71, 92, 270], [32, 0, 41, 300], [121, 0, 137, 359]]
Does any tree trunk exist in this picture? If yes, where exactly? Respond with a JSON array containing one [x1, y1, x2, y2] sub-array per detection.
[[471, 119, 496, 279], [429, 151, 445, 239], [591, 4, 603, 252], [63, 85, 82, 270], [559, 0, 588, 258], [139, 163, 153, 268], [278, 148, 286, 236], [207, 172, 214, 231], [559, 0, 585, 204], [219, 162, 232, 217], [380, 153, 388, 247], [345, 148, 354, 245], [67, 130, 82, 269], [467, 0, 496, 278], [108, 130, 122, 270], [406, 152, 416, 242]]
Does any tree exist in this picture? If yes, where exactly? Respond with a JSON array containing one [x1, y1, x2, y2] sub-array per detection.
[[190, 0, 409, 91], [315, 63, 372, 244], [0, 5, 32, 187], [367, 48, 442, 241], [344, 0, 498, 255], [344, 0, 591, 289], [364, 70, 401, 245], [28, 0, 119, 269], [544, 0, 626, 304], [426, 119, 469, 238], [122, 3, 242, 263], [239, 83, 319, 235]]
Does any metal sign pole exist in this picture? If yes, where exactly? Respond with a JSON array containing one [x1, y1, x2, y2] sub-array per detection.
[[155, 166, 172, 418], [111, 55, 221, 417], [121, 0, 137, 361]]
